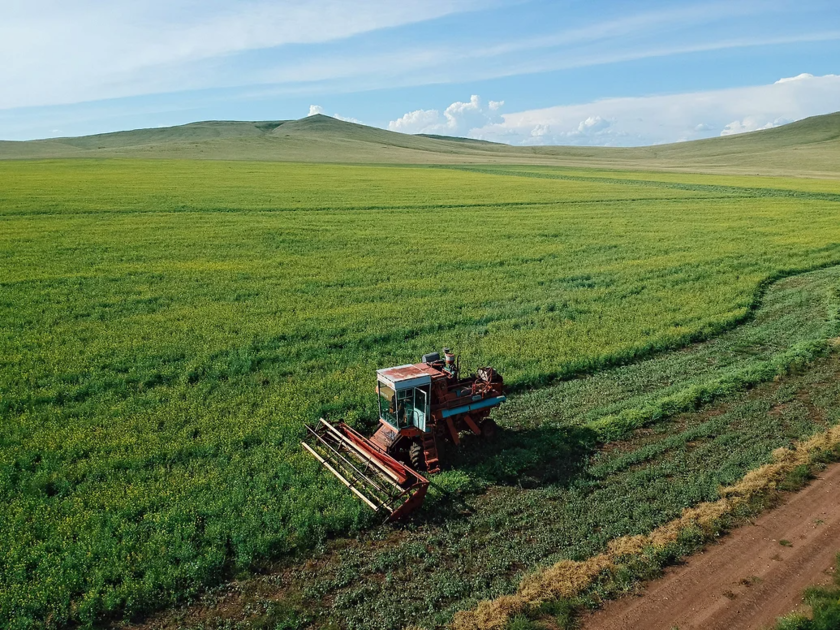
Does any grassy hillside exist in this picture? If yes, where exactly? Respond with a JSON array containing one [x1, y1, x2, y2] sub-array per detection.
[[1, 112, 838, 177], [0, 115, 513, 163], [2, 160, 840, 627], [555, 111, 840, 177]]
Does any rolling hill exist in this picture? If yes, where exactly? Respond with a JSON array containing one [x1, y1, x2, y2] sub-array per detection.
[[1, 111, 838, 177]]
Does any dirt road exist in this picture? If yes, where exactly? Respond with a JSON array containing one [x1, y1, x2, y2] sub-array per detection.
[[584, 462, 840, 630]]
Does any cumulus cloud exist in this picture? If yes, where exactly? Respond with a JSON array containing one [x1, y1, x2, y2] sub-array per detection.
[[389, 109, 441, 133], [505, 114, 621, 145], [388, 95, 504, 135], [307, 106, 361, 124], [720, 116, 789, 136], [577, 115, 610, 133], [463, 74, 840, 147], [530, 124, 551, 138], [333, 113, 362, 124], [775, 73, 817, 83]]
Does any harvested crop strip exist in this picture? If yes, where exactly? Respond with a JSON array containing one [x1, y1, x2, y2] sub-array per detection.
[[452, 421, 840, 630]]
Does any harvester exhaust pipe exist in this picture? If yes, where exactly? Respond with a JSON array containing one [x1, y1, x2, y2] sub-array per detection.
[[443, 347, 455, 366]]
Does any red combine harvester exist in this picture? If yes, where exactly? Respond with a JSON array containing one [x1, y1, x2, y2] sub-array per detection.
[[302, 348, 505, 520]]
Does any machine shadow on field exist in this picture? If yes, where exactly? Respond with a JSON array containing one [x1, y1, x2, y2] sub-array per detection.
[[416, 424, 598, 522], [457, 424, 597, 485]]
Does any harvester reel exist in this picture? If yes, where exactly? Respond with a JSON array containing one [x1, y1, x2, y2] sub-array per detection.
[[301, 419, 429, 521]]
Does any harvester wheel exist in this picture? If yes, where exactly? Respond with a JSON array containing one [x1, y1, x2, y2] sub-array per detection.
[[480, 418, 498, 440], [409, 441, 426, 471]]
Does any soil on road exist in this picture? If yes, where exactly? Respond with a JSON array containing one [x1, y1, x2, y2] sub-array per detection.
[[584, 462, 840, 630]]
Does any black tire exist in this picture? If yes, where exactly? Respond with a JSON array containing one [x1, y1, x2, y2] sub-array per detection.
[[480, 418, 498, 440], [409, 441, 426, 471]]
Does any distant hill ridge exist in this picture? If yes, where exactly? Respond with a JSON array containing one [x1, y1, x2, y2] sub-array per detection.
[[1, 111, 838, 177]]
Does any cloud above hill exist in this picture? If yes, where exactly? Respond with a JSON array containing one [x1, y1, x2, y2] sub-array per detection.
[[391, 74, 840, 146], [308, 105, 361, 123], [388, 96, 504, 136]]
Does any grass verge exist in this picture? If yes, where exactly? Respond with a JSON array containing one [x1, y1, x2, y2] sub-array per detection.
[[773, 558, 840, 630], [453, 412, 840, 630]]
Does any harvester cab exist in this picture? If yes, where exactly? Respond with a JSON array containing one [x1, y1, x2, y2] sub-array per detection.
[[302, 348, 506, 520], [376, 364, 432, 433]]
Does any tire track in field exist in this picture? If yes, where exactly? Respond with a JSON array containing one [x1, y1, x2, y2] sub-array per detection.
[[444, 165, 840, 203], [0, 194, 734, 217]]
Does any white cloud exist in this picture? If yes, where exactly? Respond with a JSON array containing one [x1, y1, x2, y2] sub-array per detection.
[[460, 74, 840, 147], [530, 124, 551, 137], [307, 106, 361, 124], [241, 30, 840, 116], [0, 0, 484, 109], [511, 114, 620, 145], [389, 109, 442, 134], [775, 73, 816, 84], [578, 115, 610, 133], [720, 116, 789, 136], [388, 95, 504, 135], [333, 113, 362, 124]]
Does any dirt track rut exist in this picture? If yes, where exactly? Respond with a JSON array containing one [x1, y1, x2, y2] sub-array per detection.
[[584, 463, 840, 630]]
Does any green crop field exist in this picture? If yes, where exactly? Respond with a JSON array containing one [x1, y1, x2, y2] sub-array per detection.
[[2, 156, 840, 628]]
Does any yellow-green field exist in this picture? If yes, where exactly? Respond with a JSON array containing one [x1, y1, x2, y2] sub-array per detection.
[[2, 158, 840, 628]]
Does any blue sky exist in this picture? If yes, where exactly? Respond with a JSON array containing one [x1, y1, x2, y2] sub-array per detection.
[[1, 0, 839, 145]]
